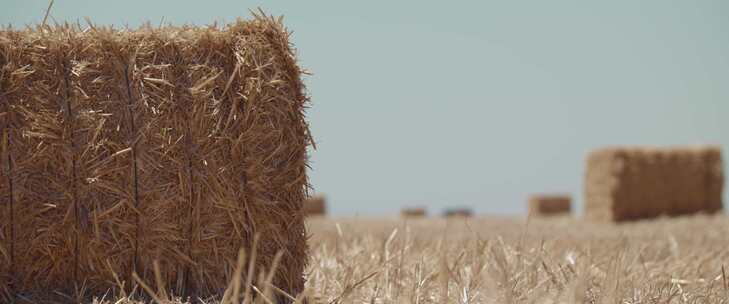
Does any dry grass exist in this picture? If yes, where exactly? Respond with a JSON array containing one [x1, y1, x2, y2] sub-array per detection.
[[303, 214, 729, 303], [79, 213, 729, 303]]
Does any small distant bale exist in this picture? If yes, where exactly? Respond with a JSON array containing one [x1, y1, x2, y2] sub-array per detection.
[[584, 146, 724, 222], [303, 195, 327, 216], [443, 208, 473, 218], [528, 194, 572, 217], [401, 207, 427, 217]]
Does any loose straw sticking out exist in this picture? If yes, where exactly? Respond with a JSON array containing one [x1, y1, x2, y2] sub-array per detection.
[[41, 0, 55, 29], [0, 12, 312, 302], [221, 248, 247, 304]]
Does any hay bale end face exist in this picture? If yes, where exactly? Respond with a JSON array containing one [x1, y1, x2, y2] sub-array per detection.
[[401, 207, 427, 217], [528, 194, 571, 217], [0, 16, 311, 301], [584, 146, 724, 222], [303, 195, 326, 216]]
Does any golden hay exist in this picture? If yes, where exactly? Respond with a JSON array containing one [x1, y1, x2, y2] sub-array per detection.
[[0, 14, 311, 302], [400, 207, 427, 217], [584, 146, 724, 222], [528, 194, 571, 216], [303, 195, 326, 216]]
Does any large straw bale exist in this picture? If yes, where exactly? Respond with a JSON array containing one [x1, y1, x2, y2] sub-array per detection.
[[303, 195, 326, 216], [0, 15, 311, 301], [584, 146, 724, 222], [528, 194, 571, 217]]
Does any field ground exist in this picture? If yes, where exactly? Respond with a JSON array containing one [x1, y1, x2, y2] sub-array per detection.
[[303, 214, 729, 303], [31, 213, 729, 303]]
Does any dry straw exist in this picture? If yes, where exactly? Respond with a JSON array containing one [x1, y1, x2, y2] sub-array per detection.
[[0, 12, 312, 302], [528, 194, 571, 217], [584, 146, 724, 222]]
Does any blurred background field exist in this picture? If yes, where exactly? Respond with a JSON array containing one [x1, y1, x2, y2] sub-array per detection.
[[304, 213, 729, 303]]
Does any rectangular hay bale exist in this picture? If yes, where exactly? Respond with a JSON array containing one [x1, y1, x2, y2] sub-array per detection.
[[584, 146, 724, 222], [303, 195, 326, 216], [528, 194, 571, 216], [0, 15, 311, 301], [401, 207, 427, 217], [443, 208, 473, 218]]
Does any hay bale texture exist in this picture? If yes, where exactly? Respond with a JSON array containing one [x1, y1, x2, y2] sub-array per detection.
[[584, 146, 724, 222], [528, 194, 571, 217], [0, 15, 311, 300], [302, 195, 326, 216]]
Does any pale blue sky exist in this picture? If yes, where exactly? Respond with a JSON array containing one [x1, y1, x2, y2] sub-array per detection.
[[3, 1, 728, 216]]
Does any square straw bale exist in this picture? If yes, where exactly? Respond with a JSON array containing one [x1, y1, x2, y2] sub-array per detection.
[[528, 194, 571, 216], [584, 146, 724, 222], [303, 195, 326, 216], [0, 14, 312, 302], [401, 207, 427, 217], [443, 208, 473, 217]]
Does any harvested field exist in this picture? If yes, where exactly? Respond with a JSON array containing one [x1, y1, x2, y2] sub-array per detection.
[[585, 146, 724, 221], [87, 214, 729, 303], [302, 214, 729, 303]]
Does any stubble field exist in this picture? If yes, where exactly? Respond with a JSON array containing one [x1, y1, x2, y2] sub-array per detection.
[[88, 213, 729, 303], [302, 214, 729, 304]]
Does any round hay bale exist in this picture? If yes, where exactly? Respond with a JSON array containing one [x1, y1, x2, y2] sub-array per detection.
[[0, 15, 311, 302]]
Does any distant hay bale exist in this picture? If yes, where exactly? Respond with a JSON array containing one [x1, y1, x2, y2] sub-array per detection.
[[528, 194, 571, 217], [0, 15, 311, 301], [303, 195, 327, 216], [584, 146, 724, 222], [443, 208, 473, 218], [401, 207, 427, 217]]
